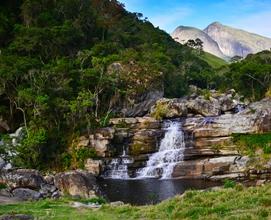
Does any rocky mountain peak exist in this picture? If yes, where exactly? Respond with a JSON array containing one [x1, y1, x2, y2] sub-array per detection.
[[171, 22, 271, 60]]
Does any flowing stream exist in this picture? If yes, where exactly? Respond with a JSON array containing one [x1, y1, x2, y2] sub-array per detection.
[[136, 121, 185, 179]]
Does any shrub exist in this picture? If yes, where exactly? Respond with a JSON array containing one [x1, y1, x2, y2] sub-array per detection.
[[0, 183, 7, 190], [223, 179, 236, 188], [13, 128, 48, 169], [151, 102, 169, 120], [72, 147, 97, 169]]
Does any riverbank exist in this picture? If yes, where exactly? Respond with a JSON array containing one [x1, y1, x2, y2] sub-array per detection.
[[1, 183, 271, 220]]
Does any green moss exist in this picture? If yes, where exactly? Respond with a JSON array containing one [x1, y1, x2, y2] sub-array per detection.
[[130, 143, 145, 156]]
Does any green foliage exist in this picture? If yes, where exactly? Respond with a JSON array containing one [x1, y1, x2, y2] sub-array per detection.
[[72, 147, 97, 169], [0, 183, 7, 190], [0, 0, 214, 170], [223, 179, 236, 188], [217, 50, 271, 101], [13, 128, 48, 169], [233, 133, 271, 156]]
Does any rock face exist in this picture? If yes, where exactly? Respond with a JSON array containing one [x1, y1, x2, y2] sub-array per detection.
[[204, 22, 271, 58], [0, 169, 61, 201], [151, 89, 243, 118], [54, 170, 100, 198], [171, 26, 225, 59], [85, 159, 103, 176], [171, 22, 271, 59], [98, 93, 271, 180], [0, 169, 101, 201]]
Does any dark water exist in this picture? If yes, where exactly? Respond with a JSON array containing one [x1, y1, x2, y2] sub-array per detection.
[[98, 178, 221, 205]]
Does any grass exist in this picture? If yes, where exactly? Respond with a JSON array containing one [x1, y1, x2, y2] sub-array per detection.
[[1, 184, 271, 219], [233, 133, 271, 156], [200, 52, 227, 69]]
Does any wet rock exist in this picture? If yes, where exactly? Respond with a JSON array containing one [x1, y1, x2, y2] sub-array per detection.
[[54, 170, 100, 198], [130, 129, 162, 155], [12, 188, 41, 201]]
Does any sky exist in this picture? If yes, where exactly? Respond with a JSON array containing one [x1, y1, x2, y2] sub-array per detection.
[[121, 0, 271, 38]]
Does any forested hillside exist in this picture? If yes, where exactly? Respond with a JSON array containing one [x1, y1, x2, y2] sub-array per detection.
[[0, 0, 270, 171], [0, 0, 213, 169]]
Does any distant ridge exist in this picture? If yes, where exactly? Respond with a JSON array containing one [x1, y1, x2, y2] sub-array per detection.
[[171, 22, 271, 60]]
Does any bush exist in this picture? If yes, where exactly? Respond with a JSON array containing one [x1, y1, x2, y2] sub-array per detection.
[[72, 147, 97, 169], [0, 183, 7, 190], [13, 128, 48, 169], [151, 102, 169, 120], [223, 179, 236, 188]]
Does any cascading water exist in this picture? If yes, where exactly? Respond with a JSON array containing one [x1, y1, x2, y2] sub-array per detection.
[[103, 147, 132, 179], [136, 121, 185, 179]]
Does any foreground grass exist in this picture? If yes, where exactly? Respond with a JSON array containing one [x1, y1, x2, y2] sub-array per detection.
[[1, 184, 271, 219]]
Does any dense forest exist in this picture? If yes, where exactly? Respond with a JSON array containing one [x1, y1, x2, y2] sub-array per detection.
[[0, 0, 270, 170]]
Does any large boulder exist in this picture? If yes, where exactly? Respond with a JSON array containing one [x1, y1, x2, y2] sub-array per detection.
[[12, 188, 41, 201], [54, 170, 100, 198], [0, 169, 45, 190]]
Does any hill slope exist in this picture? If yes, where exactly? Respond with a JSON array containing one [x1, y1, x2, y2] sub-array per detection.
[[0, 0, 214, 170]]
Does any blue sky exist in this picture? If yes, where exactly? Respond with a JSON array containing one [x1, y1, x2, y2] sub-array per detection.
[[121, 0, 271, 37]]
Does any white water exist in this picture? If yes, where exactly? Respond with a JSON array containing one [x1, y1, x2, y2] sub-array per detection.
[[103, 147, 132, 179], [136, 121, 185, 179]]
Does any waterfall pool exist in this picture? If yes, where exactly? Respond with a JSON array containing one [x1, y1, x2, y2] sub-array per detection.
[[98, 178, 221, 205]]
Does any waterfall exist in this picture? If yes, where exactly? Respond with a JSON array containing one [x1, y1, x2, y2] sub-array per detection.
[[136, 121, 185, 179], [103, 147, 132, 179]]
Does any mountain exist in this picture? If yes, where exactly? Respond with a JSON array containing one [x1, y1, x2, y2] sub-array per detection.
[[171, 22, 271, 60], [171, 26, 225, 59], [204, 22, 271, 58]]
